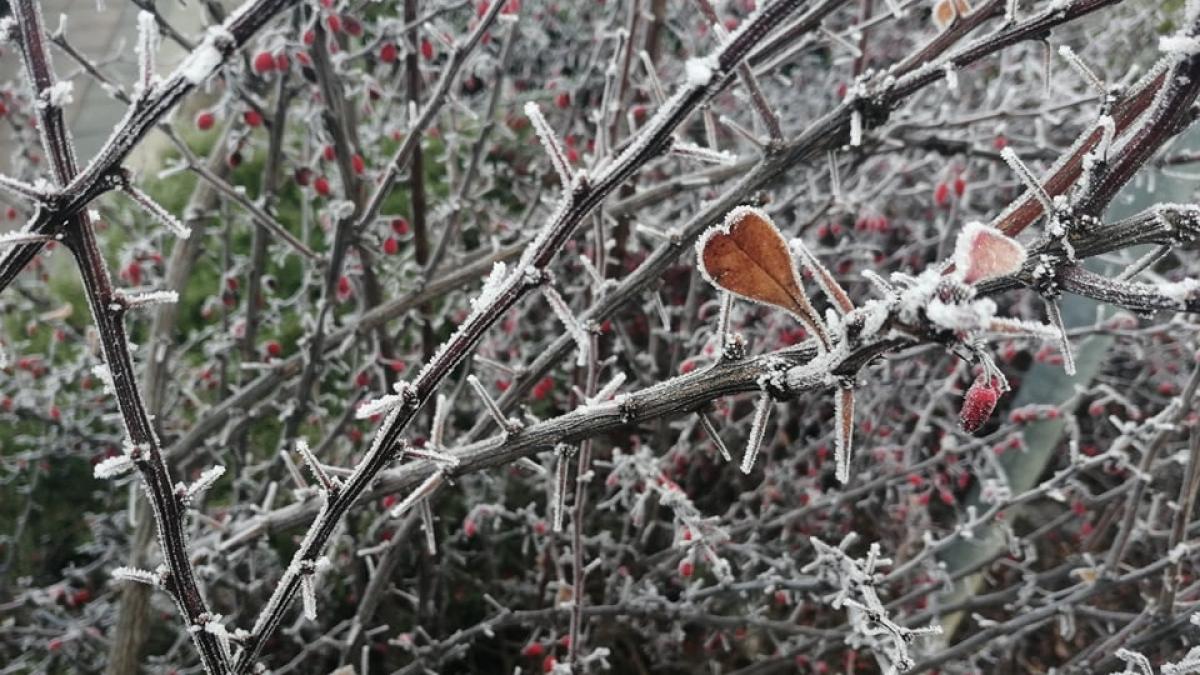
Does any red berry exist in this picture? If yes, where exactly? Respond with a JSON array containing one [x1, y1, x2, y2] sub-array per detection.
[[275, 52, 290, 70], [124, 261, 143, 285], [532, 376, 554, 400], [356, 370, 371, 388], [380, 42, 398, 63], [314, 176, 331, 196], [503, 0, 521, 12], [195, 111, 215, 131], [253, 51, 275, 73], [391, 217, 410, 235], [322, 145, 336, 161], [953, 175, 967, 197], [337, 275, 352, 298], [522, 642, 544, 658], [265, 341, 282, 358], [678, 560, 694, 578], [959, 375, 1001, 433], [294, 167, 312, 186], [421, 38, 434, 60], [352, 153, 365, 175], [243, 109, 263, 127], [343, 15, 363, 37], [303, 29, 316, 46], [326, 14, 342, 33], [542, 656, 556, 673], [934, 182, 951, 207], [463, 517, 478, 538], [555, 92, 570, 109], [383, 237, 400, 255]]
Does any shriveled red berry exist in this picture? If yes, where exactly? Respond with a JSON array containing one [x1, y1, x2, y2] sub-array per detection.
[[391, 217, 410, 236], [380, 42, 398, 63], [959, 375, 1001, 433]]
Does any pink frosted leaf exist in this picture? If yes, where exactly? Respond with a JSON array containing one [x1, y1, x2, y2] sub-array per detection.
[[953, 222, 1027, 285]]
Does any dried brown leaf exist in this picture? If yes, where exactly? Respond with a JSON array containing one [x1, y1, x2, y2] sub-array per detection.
[[697, 206, 830, 348]]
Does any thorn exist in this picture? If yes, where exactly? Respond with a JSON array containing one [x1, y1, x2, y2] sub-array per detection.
[[1044, 298, 1077, 376], [698, 411, 732, 462]]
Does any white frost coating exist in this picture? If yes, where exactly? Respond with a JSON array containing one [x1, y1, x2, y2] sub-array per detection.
[[1160, 35, 1200, 57], [1160, 278, 1200, 306], [124, 290, 179, 309], [356, 380, 413, 419], [112, 566, 159, 586], [671, 140, 738, 165], [43, 81, 74, 108], [124, 185, 191, 239], [178, 27, 232, 84], [0, 17, 15, 45], [135, 10, 160, 91], [544, 286, 589, 367], [684, 56, 717, 86], [187, 465, 225, 498], [525, 101, 573, 187], [94, 454, 135, 479], [943, 63, 958, 93], [849, 110, 863, 147], [300, 575, 317, 621], [926, 296, 998, 332], [0, 231, 52, 247], [592, 371, 626, 403], [92, 363, 115, 395], [389, 471, 445, 518]]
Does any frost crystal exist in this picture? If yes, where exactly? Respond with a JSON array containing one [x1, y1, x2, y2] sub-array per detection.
[[178, 27, 232, 84], [112, 566, 159, 587], [94, 453, 135, 479], [684, 56, 716, 87], [45, 81, 74, 108]]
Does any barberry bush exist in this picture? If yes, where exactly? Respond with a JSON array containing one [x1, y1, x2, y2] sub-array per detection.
[[2, 0, 1200, 673]]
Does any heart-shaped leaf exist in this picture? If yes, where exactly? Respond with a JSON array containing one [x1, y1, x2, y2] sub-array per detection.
[[697, 206, 829, 348], [953, 221, 1027, 285]]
